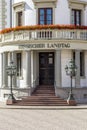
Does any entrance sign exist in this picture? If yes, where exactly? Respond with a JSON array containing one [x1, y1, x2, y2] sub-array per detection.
[[19, 43, 70, 50]]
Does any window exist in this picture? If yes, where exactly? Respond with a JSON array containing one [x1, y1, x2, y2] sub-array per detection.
[[13, 2, 25, 26], [73, 51, 84, 76], [17, 53, 22, 76], [68, 0, 87, 25], [17, 11, 23, 26], [71, 9, 81, 25], [80, 52, 84, 76], [38, 8, 53, 25], [38, 8, 53, 38]]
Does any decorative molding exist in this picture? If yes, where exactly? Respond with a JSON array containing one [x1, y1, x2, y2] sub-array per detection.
[[68, 0, 87, 5], [32, 0, 57, 8], [33, 0, 57, 3], [13, 2, 25, 11], [68, 0, 87, 10]]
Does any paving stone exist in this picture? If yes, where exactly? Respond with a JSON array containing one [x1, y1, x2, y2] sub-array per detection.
[[0, 106, 87, 130]]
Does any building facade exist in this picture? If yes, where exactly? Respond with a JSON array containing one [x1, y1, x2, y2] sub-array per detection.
[[0, 0, 87, 103], [0, 0, 6, 30]]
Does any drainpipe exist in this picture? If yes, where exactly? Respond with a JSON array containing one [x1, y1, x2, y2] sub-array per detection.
[[10, 0, 13, 27]]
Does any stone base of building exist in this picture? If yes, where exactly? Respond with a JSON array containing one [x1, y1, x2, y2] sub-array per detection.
[[55, 87, 87, 104], [67, 99, 76, 106], [0, 87, 87, 104], [6, 94, 16, 105], [6, 99, 15, 105]]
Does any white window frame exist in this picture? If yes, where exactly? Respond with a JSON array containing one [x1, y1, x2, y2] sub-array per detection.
[[13, 2, 25, 26], [68, 0, 87, 25], [72, 50, 85, 77], [16, 52, 22, 77], [32, 0, 57, 24]]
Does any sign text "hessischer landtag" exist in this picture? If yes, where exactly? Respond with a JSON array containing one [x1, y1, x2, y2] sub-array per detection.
[[19, 43, 70, 49], [47, 43, 70, 48]]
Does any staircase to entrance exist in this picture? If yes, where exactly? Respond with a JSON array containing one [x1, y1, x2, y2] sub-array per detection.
[[14, 85, 68, 106]]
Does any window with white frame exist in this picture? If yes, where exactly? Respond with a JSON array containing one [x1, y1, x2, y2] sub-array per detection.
[[38, 8, 53, 38], [73, 51, 84, 76], [13, 2, 25, 26], [38, 8, 53, 25], [17, 11, 23, 26], [71, 9, 81, 25], [68, 0, 87, 25], [16, 53, 22, 76]]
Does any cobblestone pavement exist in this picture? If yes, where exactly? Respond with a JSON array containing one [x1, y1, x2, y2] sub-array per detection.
[[0, 108, 87, 130]]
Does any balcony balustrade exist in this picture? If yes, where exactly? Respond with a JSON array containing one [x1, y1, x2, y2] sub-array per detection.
[[0, 28, 87, 44]]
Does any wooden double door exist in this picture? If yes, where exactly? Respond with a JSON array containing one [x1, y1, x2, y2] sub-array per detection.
[[39, 52, 54, 85]]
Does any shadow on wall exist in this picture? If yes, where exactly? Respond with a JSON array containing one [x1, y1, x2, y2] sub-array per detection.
[[25, 3, 33, 11]]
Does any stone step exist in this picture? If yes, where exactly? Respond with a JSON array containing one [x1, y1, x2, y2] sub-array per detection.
[[22, 95, 62, 98], [14, 103, 68, 106], [33, 91, 55, 93], [13, 85, 68, 106], [33, 94, 55, 96], [22, 99, 65, 102], [22, 97, 64, 101]]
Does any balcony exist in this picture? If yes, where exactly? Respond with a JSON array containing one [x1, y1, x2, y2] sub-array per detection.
[[0, 25, 87, 45]]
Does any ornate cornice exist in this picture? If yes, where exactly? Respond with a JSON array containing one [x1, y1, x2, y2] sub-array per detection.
[[13, 2, 25, 11], [32, 0, 57, 8], [68, 0, 87, 9], [33, 0, 57, 2]]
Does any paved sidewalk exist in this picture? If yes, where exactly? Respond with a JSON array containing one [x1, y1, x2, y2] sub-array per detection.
[[0, 104, 87, 130], [0, 101, 87, 109]]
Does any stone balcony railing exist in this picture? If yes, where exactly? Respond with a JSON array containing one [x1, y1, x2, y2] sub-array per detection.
[[0, 28, 87, 45]]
